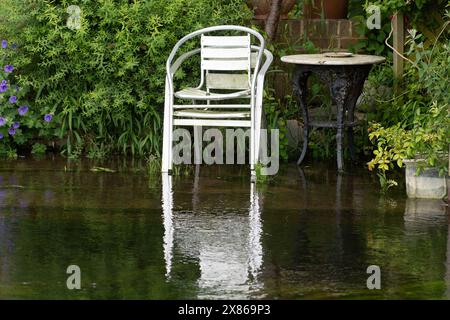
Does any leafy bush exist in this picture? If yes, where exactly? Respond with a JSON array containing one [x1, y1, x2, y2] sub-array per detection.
[[368, 101, 449, 175], [31, 142, 47, 155], [349, 0, 448, 56], [0, 0, 252, 157], [262, 89, 292, 161], [367, 18, 450, 185]]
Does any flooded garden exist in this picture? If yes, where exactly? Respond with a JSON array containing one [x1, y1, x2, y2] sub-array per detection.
[[1, 158, 448, 299], [0, 0, 449, 303]]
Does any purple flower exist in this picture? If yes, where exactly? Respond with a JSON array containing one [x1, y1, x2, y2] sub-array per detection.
[[9, 96, 17, 104], [0, 117, 6, 127], [44, 114, 53, 122], [0, 133, 3, 139], [4, 65, 14, 73], [11, 44, 18, 49], [1, 40, 7, 49], [18, 105, 29, 116], [8, 127, 16, 136], [12, 122, 20, 129], [0, 80, 7, 93]]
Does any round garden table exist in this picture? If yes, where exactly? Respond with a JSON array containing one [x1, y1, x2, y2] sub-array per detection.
[[281, 53, 385, 171]]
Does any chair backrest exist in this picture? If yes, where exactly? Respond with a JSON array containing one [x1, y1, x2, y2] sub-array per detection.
[[201, 34, 251, 91], [166, 26, 265, 96]]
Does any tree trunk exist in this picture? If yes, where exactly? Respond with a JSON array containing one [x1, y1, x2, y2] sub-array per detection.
[[265, 0, 282, 42]]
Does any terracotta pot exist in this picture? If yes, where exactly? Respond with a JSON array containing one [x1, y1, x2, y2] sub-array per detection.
[[247, 0, 297, 20], [303, 0, 349, 19]]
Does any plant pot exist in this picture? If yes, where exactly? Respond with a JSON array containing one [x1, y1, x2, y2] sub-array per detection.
[[303, 0, 349, 19], [404, 159, 448, 199], [247, 0, 297, 20]]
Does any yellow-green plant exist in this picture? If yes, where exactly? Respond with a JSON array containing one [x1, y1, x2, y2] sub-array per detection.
[[368, 101, 449, 184], [367, 13, 449, 191]]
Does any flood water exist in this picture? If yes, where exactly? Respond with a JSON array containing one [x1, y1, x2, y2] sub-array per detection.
[[0, 157, 449, 299]]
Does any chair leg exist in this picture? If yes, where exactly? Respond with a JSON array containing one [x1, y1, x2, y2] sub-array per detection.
[[168, 118, 173, 171], [193, 126, 202, 165], [250, 108, 256, 172], [254, 106, 263, 166], [254, 133, 260, 173], [162, 97, 173, 173], [161, 120, 172, 172]]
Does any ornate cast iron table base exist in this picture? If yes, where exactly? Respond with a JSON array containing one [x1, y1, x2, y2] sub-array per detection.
[[292, 64, 372, 171]]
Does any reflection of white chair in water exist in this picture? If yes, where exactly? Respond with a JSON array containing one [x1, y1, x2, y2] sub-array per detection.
[[161, 174, 263, 298], [161, 26, 273, 174]]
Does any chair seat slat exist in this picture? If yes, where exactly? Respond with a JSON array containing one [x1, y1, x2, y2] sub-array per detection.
[[173, 119, 252, 127], [174, 87, 250, 100], [174, 109, 250, 119], [173, 104, 250, 109]]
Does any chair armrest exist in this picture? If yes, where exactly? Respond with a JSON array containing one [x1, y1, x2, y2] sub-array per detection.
[[257, 49, 273, 83], [255, 49, 274, 109], [170, 48, 201, 76]]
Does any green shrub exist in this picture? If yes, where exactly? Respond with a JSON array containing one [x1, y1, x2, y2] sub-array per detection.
[[349, 0, 448, 56], [0, 0, 252, 157], [31, 142, 47, 155], [367, 19, 450, 187]]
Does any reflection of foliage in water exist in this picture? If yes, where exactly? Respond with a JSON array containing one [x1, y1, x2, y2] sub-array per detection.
[[0, 160, 449, 299]]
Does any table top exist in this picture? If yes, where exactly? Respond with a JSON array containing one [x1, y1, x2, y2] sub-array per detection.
[[281, 54, 386, 66]]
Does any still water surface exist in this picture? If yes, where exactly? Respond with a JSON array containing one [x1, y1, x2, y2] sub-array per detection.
[[0, 157, 449, 299]]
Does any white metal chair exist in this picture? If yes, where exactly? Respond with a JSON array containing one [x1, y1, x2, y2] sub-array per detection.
[[161, 25, 273, 174]]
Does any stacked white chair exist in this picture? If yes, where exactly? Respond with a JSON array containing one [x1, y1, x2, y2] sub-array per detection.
[[161, 25, 273, 174]]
